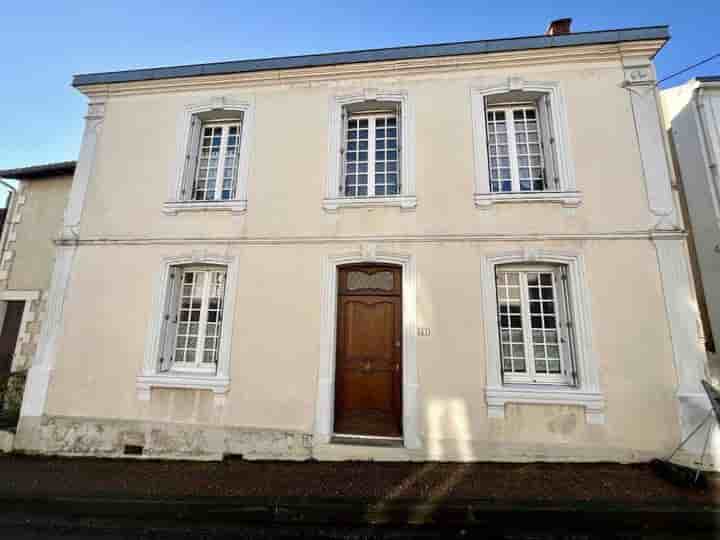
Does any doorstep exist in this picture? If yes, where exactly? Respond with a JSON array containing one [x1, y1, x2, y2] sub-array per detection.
[[313, 440, 423, 461]]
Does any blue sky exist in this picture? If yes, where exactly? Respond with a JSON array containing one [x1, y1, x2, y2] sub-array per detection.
[[1, 0, 719, 190]]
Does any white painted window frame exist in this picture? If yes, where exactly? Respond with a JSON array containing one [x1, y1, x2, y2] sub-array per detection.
[[471, 78, 581, 209], [495, 264, 572, 385], [166, 266, 228, 373], [191, 121, 243, 202], [314, 246, 420, 449], [324, 89, 416, 211], [0, 290, 40, 372], [481, 249, 604, 424], [137, 253, 239, 400], [163, 97, 254, 215]]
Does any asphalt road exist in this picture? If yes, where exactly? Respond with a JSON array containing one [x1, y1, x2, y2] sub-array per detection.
[[0, 511, 715, 539]]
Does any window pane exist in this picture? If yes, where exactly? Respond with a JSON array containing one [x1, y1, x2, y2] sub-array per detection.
[[525, 271, 561, 376], [193, 122, 240, 201], [373, 114, 400, 197], [513, 109, 545, 192], [172, 268, 227, 369], [344, 116, 370, 197], [487, 109, 512, 192], [202, 271, 226, 365], [496, 271, 526, 375], [174, 270, 204, 362], [488, 106, 546, 193]]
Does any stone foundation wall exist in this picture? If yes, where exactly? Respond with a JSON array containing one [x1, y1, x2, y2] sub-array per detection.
[[15, 415, 313, 461]]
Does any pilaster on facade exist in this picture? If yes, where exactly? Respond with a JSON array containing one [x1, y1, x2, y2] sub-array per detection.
[[17, 97, 104, 428], [63, 96, 106, 239], [652, 235, 710, 452], [621, 54, 679, 230]]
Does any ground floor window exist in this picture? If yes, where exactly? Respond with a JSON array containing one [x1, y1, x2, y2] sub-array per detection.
[[159, 265, 227, 373], [495, 264, 576, 385]]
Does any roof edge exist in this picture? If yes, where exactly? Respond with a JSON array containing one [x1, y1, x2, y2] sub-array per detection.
[[0, 161, 77, 180], [72, 25, 669, 88]]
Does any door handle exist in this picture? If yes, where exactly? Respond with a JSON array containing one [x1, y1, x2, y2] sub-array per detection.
[[394, 340, 401, 348]]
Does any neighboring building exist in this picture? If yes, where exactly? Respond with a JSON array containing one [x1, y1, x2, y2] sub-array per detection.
[[10, 21, 711, 464], [0, 162, 75, 423], [662, 78, 720, 378]]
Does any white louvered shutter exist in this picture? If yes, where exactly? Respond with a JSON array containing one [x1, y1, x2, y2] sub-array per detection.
[[537, 95, 559, 191], [181, 117, 203, 200], [339, 109, 348, 195], [158, 270, 181, 372], [557, 266, 578, 386]]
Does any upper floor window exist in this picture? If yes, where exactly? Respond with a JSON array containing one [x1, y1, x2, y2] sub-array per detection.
[[164, 98, 253, 215], [487, 104, 547, 193], [343, 107, 400, 197], [471, 80, 580, 208], [192, 122, 242, 201], [325, 90, 416, 211]]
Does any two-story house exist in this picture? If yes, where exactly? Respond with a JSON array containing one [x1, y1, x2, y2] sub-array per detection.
[[10, 20, 710, 464], [0, 162, 74, 451]]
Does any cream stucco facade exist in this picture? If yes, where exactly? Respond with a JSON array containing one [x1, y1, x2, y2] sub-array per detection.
[[11, 27, 712, 464]]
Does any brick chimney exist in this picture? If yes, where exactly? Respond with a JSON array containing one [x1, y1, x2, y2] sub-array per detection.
[[546, 18, 572, 36]]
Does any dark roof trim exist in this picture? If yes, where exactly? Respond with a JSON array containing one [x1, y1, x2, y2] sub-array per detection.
[[0, 161, 76, 180], [697, 76, 720, 83], [73, 25, 669, 87]]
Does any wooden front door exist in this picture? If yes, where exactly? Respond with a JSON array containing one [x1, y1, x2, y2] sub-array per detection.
[[334, 265, 402, 438]]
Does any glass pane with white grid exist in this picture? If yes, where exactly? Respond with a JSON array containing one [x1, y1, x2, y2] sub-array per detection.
[[193, 122, 241, 201], [172, 267, 227, 371], [513, 108, 544, 191], [526, 271, 562, 375], [174, 271, 205, 365], [496, 266, 568, 384], [486, 105, 545, 193], [203, 271, 226, 365], [487, 110, 512, 192], [344, 113, 399, 197], [374, 116, 399, 196], [496, 271, 526, 374], [344, 118, 369, 197]]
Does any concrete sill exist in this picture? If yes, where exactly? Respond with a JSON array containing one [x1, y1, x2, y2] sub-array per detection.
[[323, 195, 417, 212], [162, 200, 247, 215], [136, 374, 229, 401], [474, 191, 582, 209]]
